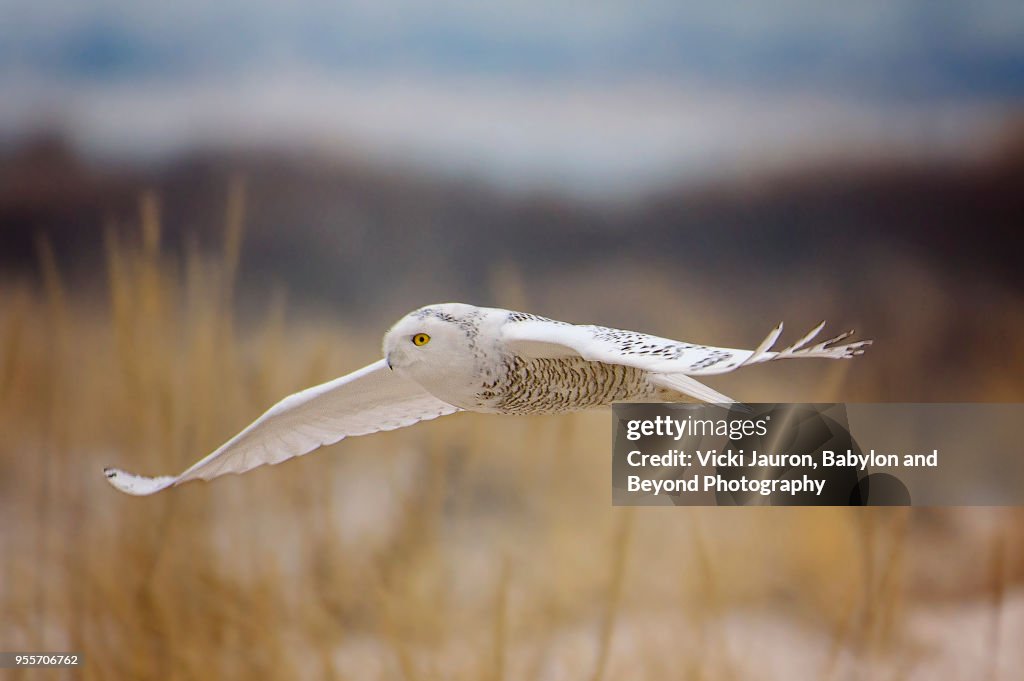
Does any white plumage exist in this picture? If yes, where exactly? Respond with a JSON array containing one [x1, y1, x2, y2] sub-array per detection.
[[104, 302, 870, 495]]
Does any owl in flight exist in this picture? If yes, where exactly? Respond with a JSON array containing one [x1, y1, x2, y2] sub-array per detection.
[[105, 303, 870, 495]]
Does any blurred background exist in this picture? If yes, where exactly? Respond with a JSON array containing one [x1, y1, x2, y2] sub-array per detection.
[[1, 1, 1022, 679]]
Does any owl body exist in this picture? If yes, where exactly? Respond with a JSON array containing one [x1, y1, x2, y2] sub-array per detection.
[[383, 304, 674, 414]]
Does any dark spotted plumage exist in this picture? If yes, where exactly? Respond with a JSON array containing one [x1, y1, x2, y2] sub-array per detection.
[[477, 356, 674, 415], [506, 311, 569, 325], [587, 325, 716, 361]]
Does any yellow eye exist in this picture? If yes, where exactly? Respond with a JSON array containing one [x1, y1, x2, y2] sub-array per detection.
[[412, 333, 431, 346]]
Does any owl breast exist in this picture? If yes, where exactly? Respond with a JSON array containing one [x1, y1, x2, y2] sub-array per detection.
[[474, 356, 666, 415]]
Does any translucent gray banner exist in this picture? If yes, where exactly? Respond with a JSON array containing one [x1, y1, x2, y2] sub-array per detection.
[[611, 404, 1024, 506]]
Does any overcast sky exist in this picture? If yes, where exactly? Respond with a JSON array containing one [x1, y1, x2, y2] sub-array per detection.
[[2, 1, 1022, 193]]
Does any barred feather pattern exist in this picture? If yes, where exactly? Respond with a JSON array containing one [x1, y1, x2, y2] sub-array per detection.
[[479, 355, 675, 414]]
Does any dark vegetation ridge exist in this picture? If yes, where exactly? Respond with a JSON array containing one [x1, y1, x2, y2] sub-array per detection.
[[1, 130, 1021, 311]]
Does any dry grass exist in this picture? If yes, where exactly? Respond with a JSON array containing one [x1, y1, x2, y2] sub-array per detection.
[[1, 192, 1022, 680]]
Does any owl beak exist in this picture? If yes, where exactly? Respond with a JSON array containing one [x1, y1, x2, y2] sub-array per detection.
[[386, 355, 393, 370]]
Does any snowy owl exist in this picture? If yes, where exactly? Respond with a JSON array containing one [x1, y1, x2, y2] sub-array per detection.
[[104, 303, 871, 495]]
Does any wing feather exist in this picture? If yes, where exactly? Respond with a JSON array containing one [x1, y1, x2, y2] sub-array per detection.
[[502, 320, 754, 375], [104, 360, 460, 495], [502, 316, 871, 403]]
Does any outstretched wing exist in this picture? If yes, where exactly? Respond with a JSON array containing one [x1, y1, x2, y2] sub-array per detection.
[[502, 317, 870, 403], [104, 360, 460, 495]]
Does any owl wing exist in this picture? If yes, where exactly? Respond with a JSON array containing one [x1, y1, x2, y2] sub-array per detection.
[[502, 318, 870, 404], [104, 360, 460, 495]]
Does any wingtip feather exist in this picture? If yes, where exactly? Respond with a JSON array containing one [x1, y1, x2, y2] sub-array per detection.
[[743, 322, 784, 366], [786, 320, 827, 354], [103, 467, 177, 496]]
